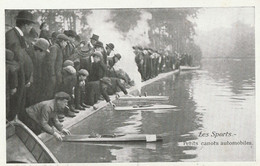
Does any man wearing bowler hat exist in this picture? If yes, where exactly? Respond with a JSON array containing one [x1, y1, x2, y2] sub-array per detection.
[[6, 10, 36, 121], [94, 41, 107, 64], [64, 30, 77, 61], [87, 34, 99, 54], [105, 43, 115, 66], [85, 77, 116, 107]]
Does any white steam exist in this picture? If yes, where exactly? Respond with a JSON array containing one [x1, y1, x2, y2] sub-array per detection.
[[86, 10, 152, 93]]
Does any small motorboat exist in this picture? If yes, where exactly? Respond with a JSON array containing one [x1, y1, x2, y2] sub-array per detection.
[[117, 95, 169, 101], [180, 65, 201, 71], [62, 134, 162, 142], [114, 104, 177, 111]]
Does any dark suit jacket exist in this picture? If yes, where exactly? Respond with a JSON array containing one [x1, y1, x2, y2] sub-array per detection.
[[6, 28, 31, 120], [107, 78, 128, 95], [80, 54, 92, 74], [64, 41, 75, 61], [49, 43, 64, 88], [89, 61, 107, 81], [85, 81, 110, 106]]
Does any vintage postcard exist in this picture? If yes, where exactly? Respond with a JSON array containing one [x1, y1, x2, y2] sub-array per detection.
[[1, 0, 259, 165]]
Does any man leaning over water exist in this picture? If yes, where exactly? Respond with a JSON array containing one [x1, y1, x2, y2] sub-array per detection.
[[25, 92, 71, 141]]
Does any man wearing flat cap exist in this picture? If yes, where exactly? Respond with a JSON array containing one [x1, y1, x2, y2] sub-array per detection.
[[6, 10, 36, 121], [88, 51, 108, 82], [47, 34, 70, 99], [108, 53, 121, 69], [25, 92, 71, 140], [85, 77, 116, 107], [58, 65, 78, 117], [75, 69, 89, 110]]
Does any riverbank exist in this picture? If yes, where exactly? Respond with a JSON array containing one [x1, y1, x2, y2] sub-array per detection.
[[38, 69, 180, 143]]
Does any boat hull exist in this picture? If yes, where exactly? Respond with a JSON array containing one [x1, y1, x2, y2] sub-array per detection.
[[6, 121, 59, 163]]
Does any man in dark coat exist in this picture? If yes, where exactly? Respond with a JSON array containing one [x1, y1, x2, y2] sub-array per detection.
[[47, 34, 70, 96], [39, 22, 52, 45], [26, 38, 50, 105], [85, 77, 115, 107], [25, 92, 71, 140], [134, 47, 145, 80], [59, 65, 77, 117], [88, 51, 107, 82], [6, 49, 19, 121], [106, 77, 128, 95], [79, 44, 93, 72], [6, 11, 35, 121], [105, 43, 114, 65], [94, 41, 107, 64], [75, 69, 89, 110], [87, 34, 99, 55], [64, 30, 77, 61], [108, 53, 121, 69]]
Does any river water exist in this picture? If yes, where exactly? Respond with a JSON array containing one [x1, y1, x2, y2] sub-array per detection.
[[46, 57, 255, 162]]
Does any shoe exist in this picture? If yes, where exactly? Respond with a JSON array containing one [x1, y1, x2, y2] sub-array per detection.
[[65, 110, 76, 117], [70, 106, 79, 113], [76, 105, 85, 110], [81, 103, 88, 108], [58, 114, 65, 119], [82, 103, 91, 108]]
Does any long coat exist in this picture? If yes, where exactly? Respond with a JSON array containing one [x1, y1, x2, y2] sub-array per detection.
[[89, 61, 107, 82], [59, 69, 77, 95], [6, 56, 19, 120], [41, 51, 56, 100], [28, 49, 46, 105], [85, 81, 110, 106], [74, 76, 86, 107], [80, 54, 92, 74], [49, 43, 64, 91], [64, 41, 75, 61], [6, 28, 30, 120]]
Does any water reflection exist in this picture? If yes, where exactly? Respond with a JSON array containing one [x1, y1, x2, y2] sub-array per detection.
[[46, 58, 255, 162]]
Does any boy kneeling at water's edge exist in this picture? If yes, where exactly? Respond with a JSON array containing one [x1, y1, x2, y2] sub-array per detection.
[[25, 92, 71, 141]]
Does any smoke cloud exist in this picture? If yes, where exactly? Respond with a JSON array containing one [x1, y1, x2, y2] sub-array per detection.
[[86, 10, 152, 93]]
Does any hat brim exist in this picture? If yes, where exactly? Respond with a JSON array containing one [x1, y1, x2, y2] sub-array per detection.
[[106, 44, 114, 50], [100, 79, 112, 86], [16, 18, 36, 24], [95, 45, 103, 48], [90, 37, 98, 41]]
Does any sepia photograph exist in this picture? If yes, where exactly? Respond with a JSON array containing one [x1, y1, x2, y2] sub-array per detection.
[[3, 0, 257, 164]]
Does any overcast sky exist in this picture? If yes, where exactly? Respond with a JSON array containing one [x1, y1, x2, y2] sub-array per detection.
[[194, 7, 254, 32]]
